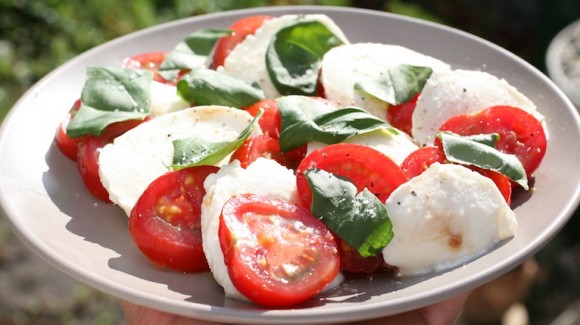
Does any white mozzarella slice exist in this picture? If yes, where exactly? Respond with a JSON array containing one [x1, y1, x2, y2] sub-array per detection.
[[320, 43, 451, 118], [218, 14, 349, 99], [411, 69, 544, 146], [201, 158, 301, 300], [307, 128, 419, 166], [382, 163, 517, 276], [99, 106, 261, 216], [148, 81, 190, 117]]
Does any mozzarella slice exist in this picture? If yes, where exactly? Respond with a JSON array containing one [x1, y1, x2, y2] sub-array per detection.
[[307, 128, 418, 166], [320, 43, 451, 118], [411, 69, 544, 146], [99, 106, 260, 216], [382, 163, 517, 276], [201, 158, 301, 300], [149, 80, 189, 116], [218, 14, 349, 99]]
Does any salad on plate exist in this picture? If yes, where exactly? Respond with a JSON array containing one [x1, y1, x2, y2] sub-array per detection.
[[53, 13, 548, 308]]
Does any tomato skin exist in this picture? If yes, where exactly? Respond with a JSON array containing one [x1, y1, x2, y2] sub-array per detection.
[[296, 143, 408, 208], [401, 146, 446, 179], [77, 118, 149, 203], [386, 93, 419, 136], [212, 15, 274, 68], [129, 166, 219, 273], [337, 240, 395, 275], [219, 194, 340, 307], [438, 105, 547, 178], [230, 135, 291, 168], [122, 51, 182, 84], [402, 146, 512, 205], [296, 143, 407, 274], [55, 99, 84, 161], [245, 99, 281, 139]]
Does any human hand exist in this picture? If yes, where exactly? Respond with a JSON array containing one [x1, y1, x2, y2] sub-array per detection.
[[121, 291, 470, 325]]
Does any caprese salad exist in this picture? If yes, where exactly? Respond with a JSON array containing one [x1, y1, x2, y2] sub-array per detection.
[[54, 13, 548, 308]]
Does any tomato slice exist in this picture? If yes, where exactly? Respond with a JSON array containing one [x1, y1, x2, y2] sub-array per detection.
[[122, 51, 178, 84], [55, 99, 84, 161], [296, 143, 408, 208], [129, 166, 219, 273], [386, 93, 419, 136], [245, 99, 281, 139], [219, 194, 339, 307], [229, 135, 291, 169], [438, 105, 547, 177], [401, 146, 512, 204], [296, 143, 407, 274], [212, 15, 274, 68], [401, 146, 447, 179], [337, 240, 396, 275], [77, 118, 149, 202]]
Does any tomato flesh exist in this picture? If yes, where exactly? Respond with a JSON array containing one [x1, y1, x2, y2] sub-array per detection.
[[129, 166, 219, 273], [296, 143, 408, 274], [219, 194, 339, 307], [212, 15, 274, 68], [438, 105, 547, 177]]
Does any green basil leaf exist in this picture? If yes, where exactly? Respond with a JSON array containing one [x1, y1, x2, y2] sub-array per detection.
[[266, 18, 345, 96], [307, 169, 393, 257], [171, 109, 262, 169], [176, 69, 264, 108], [66, 67, 152, 137], [354, 64, 433, 105], [158, 28, 232, 82], [438, 131, 529, 189], [66, 104, 149, 138], [277, 95, 393, 152]]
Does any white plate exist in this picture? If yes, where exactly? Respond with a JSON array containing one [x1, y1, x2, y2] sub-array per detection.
[[1, 6, 579, 325]]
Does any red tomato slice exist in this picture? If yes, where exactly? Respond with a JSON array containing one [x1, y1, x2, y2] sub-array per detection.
[[55, 99, 85, 161], [337, 240, 396, 275], [229, 135, 291, 169], [438, 105, 547, 177], [219, 194, 339, 307], [122, 51, 178, 84], [129, 166, 218, 273], [386, 93, 419, 136], [296, 143, 407, 274], [212, 15, 274, 68], [296, 143, 408, 208], [401, 146, 446, 179], [245, 99, 281, 139], [402, 146, 512, 204], [77, 118, 149, 202]]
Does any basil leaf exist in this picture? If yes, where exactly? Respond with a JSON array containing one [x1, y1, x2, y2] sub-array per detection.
[[277, 95, 393, 152], [176, 69, 264, 108], [307, 169, 393, 257], [266, 18, 345, 96], [438, 131, 529, 189], [171, 110, 262, 169], [67, 67, 152, 137], [354, 65, 433, 105], [158, 29, 231, 82]]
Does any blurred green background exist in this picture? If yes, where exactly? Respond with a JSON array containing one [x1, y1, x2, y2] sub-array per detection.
[[1, 0, 579, 324]]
